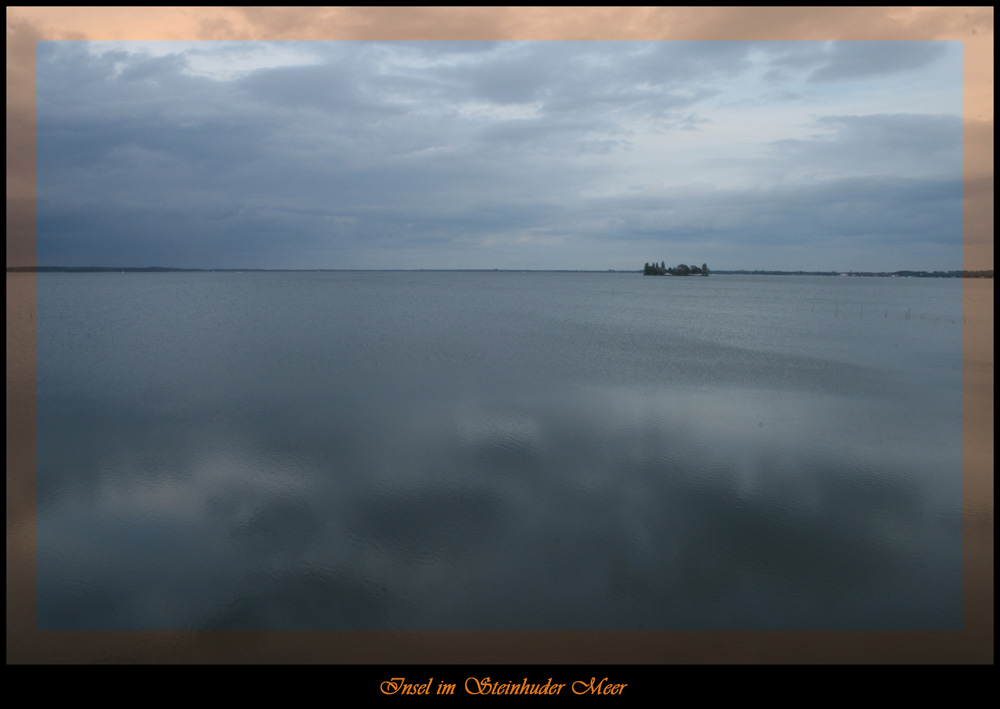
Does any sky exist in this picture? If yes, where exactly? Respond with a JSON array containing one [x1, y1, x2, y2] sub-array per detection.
[[9, 8, 993, 273]]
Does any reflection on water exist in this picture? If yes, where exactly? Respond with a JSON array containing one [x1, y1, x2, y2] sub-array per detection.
[[35, 273, 963, 629]]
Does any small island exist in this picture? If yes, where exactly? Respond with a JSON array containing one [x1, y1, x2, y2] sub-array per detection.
[[643, 261, 709, 276]]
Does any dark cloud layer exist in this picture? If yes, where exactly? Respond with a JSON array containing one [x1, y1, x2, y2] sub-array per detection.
[[34, 40, 963, 270]]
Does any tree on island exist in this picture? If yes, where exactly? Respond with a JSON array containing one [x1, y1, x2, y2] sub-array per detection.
[[642, 260, 709, 276]]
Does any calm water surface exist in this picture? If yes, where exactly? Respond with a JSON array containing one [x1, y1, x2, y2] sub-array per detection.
[[35, 272, 963, 629]]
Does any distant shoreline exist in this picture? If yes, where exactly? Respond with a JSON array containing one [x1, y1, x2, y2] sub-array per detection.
[[6, 266, 993, 278]]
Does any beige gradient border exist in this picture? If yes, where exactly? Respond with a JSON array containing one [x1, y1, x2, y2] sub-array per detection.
[[6, 6, 993, 664]]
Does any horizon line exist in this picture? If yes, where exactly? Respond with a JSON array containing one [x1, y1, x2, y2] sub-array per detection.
[[8, 266, 992, 276]]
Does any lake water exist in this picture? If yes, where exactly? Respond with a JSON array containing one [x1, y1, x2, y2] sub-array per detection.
[[34, 272, 964, 630]]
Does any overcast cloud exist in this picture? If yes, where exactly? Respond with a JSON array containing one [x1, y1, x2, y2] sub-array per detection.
[[35, 40, 963, 271]]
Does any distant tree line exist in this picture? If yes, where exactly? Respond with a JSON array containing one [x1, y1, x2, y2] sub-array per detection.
[[707, 269, 993, 278], [643, 261, 709, 276]]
